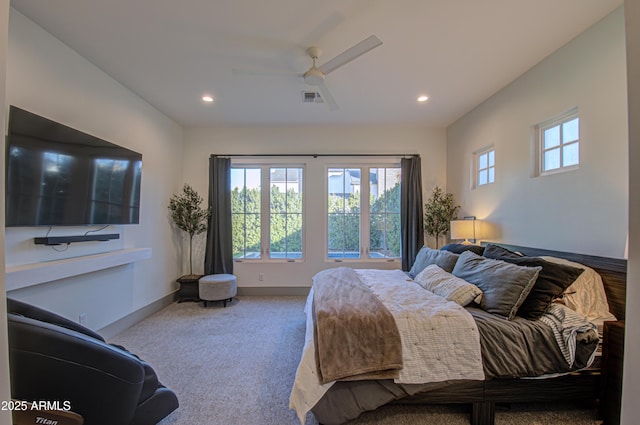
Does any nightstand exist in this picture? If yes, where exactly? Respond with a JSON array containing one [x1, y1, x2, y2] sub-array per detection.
[[600, 320, 625, 425]]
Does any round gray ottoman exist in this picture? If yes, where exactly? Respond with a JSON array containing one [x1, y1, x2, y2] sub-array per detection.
[[198, 274, 237, 307]]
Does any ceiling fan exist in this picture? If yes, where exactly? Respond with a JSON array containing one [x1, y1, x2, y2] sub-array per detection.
[[233, 35, 383, 111]]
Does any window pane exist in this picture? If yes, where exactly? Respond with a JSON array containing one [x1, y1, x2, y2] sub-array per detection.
[[370, 168, 400, 213], [563, 118, 579, 143], [244, 213, 261, 258], [478, 169, 488, 185], [270, 212, 302, 259], [244, 169, 261, 212], [270, 167, 303, 259], [369, 167, 401, 258], [544, 148, 561, 171], [345, 214, 360, 254], [232, 212, 261, 259], [328, 214, 345, 258], [544, 125, 560, 149], [388, 213, 401, 257], [327, 213, 345, 252], [230, 168, 245, 213], [563, 142, 579, 167], [478, 153, 488, 169], [328, 168, 361, 196], [488, 150, 495, 167], [488, 167, 495, 183], [370, 212, 400, 258], [231, 168, 261, 259], [328, 168, 360, 258]]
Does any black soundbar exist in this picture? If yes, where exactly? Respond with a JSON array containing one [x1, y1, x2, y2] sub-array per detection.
[[34, 234, 120, 246]]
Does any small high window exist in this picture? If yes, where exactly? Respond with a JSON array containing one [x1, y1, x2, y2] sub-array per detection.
[[472, 146, 495, 188], [477, 149, 495, 186], [535, 108, 579, 175]]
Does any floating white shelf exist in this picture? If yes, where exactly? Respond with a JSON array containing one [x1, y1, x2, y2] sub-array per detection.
[[5, 248, 152, 292]]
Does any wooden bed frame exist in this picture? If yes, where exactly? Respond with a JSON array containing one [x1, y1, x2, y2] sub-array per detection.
[[397, 243, 627, 425]]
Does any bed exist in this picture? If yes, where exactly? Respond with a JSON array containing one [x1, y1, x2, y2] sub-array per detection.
[[289, 243, 626, 425]]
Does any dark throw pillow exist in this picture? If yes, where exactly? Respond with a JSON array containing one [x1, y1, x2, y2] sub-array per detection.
[[483, 247, 585, 320], [482, 244, 524, 260], [451, 251, 541, 320], [440, 243, 485, 256]]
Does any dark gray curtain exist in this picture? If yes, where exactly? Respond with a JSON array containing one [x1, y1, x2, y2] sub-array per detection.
[[204, 156, 233, 275], [401, 156, 424, 271]]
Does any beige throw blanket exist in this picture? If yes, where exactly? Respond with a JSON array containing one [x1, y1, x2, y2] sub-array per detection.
[[312, 267, 403, 384]]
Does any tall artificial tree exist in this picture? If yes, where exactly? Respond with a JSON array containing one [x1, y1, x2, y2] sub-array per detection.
[[168, 184, 211, 276], [423, 186, 460, 249]]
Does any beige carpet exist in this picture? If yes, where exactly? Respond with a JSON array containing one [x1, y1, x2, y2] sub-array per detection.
[[110, 296, 602, 425]]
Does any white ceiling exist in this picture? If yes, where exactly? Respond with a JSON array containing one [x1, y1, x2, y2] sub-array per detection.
[[10, 0, 623, 128]]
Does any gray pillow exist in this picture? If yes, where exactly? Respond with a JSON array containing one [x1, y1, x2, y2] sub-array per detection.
[[451, 251, 541, 320], [408, 247, 459, 278]]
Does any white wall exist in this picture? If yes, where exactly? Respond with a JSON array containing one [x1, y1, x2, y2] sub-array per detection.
[[0, 1, 12, 423], [183, 125, 447, 287], [4, 9, 184, 330], [622, 0, 639, 423], [446, 7, 628, 258]]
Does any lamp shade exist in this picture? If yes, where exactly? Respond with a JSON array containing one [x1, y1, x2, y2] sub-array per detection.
[[450, 219, 476, 244]]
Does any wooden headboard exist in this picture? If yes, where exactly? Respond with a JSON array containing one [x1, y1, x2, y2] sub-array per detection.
[[483, 243, 627, 320]]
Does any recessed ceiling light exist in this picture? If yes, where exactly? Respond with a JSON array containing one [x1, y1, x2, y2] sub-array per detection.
[[202, 95, 214, 103], [417, 95, 429, 102]]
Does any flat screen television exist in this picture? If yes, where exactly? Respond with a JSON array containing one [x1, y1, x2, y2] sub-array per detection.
[[5, 106, 142, 227]]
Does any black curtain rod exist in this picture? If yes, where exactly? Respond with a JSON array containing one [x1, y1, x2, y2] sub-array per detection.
[[210, 153, 419, 158]]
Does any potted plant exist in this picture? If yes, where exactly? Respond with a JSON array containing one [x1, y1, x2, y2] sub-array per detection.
[[424, 186, 460, 249], [168, 184, 211, 278]]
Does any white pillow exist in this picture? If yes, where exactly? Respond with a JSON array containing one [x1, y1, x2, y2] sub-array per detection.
[[540, 256, 616, 323], [414, 264, 482, 306]]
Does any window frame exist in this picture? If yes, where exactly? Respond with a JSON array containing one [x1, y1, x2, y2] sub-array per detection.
[[231, 163, 306, 263], [535, 108, 580, 176], [325, 162, 401, 263], [472, 145, 495, 188]]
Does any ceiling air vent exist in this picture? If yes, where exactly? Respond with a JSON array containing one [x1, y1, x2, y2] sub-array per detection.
[[302, 91, 324, 104]]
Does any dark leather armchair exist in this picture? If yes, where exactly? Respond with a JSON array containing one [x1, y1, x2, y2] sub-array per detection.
[[7, 298, 178, 425]]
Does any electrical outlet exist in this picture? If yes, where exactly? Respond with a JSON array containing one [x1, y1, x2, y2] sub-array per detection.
[[78, 313, 87, 326], [259, 273, 264, 281]]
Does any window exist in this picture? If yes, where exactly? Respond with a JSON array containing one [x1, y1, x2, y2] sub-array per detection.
[[269, 168, 303, 259], [536, 109, 579, 175], [327, 168, 361, 258], [231, 168, 261, 259], [369, 167, 401, 258], [476, 148, 495, 186], [231, 166, 304, 260], [327, 166, 401, 260]]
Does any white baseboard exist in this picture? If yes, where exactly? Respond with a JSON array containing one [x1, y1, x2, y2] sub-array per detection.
[[237, 287, 310, 296]]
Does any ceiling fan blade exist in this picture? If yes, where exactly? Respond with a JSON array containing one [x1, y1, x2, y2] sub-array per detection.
[[318, 35, 382, 75], [232, 67, 303, 78], [317, 82, 339, 111]]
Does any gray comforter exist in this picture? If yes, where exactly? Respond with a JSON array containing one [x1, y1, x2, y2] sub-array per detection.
[[469, 307, 598, 377]]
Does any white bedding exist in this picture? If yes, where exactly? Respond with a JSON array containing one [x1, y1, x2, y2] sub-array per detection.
[[289, 269, 484, 424]]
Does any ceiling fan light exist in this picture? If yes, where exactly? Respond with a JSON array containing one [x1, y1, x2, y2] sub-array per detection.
[[202, 95, 214, 103], [417, 95, 429, 102], [303, 68, 325, 86]]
